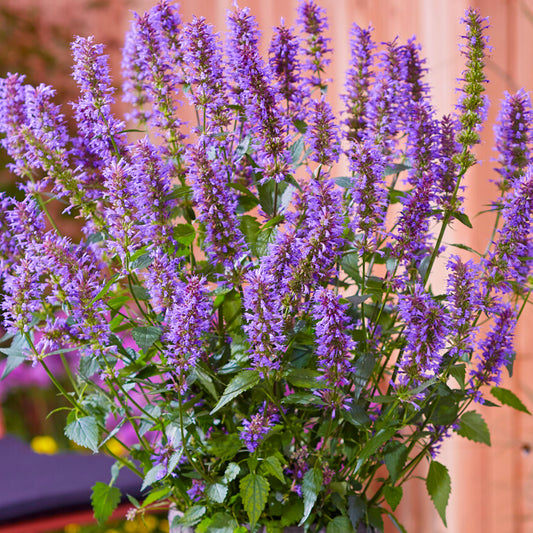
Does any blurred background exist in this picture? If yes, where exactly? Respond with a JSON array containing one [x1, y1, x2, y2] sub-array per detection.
[[0, 0, 533, 532]]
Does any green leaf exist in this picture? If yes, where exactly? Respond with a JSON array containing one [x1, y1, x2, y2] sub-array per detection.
[[90, 274, 121, 305], [300, 467, 323, 525], [193, 365, 218, 400], [327, 516, 354, 533], [354, 427, 397, 474], [131, 252, 153, 270], [290, 136, 305, 164], [335, 176, 353, 189], [175, 505, 206, 528], [259, 456, 285, 483], [347, 495, 366, 529], [235, 135, 252, 161], [207, 433, 243, 460], [65, 416, 99, 452], [383, 485, 403, 511], [223, 462, 240, 483], [280, 500, 304, 527], [0, 334, 29, 380], [204, 512, 238, 533], [210, 370, 260, 414], [293, 119, 308, 134], [131, 326, 161, 352], [426, 460, 451, 527], [453, 211, 473, 228], [91, 482, 121, 525], [174, 223, 196, 245], [457, 410, 491, 445], [286, 368, 326, 389], [282, 392, 319, 406], [384, 163, 410, 175], [240, 473, 269, 528], [131, 284, 150, 301], [141, 464, 166, 491], [384, 442, 408, 484], [491, 386, 531, 414], [352, 353, 375, 400], [206, 482, 228, 504], [141, 487, 171, 508], [449, 363, 466, 389]]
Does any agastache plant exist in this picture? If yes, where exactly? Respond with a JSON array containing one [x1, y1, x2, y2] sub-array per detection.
[[0, 2, 531, 532]]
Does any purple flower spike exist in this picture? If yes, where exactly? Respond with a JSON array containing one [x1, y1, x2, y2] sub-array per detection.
[[396, 284, 449, 391], [227, 5, 291, 183], [401, 37, 430, 105], [305, 96, 340, 167], [297, 0, 331, 90], [343, 24, 375, 142], [240, 405, 279, 452], [71, 36, 126, 166], [436, 115, 461, 211], [494, 89, 533, 192]]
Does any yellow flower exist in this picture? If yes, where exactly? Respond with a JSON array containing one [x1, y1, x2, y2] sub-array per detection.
[[30, 435, 58, 455]]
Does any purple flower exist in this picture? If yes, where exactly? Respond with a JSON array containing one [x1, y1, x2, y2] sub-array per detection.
[[470, 303, 516, 397], [268, 22, 306, 125], [396, 284, 450, 390], [343, 24, 375, 141], [163, 275, 212, 392], [187, 479, 205, 502], [312, 288, 356, 410], [305, 96, 340, 166], [347, 137, 388, 252], [71, 36, 126, 165], [181, 16, 232, 134], [455, 8, 490, 157], [187, 142, 248, 269], [297, 0, 331, 90], [401, 37, 430, 105], [226, 5, 291, 183], [242, 268, 286, 374], [436, 115, 461, 211], [493, 89, 533, 192], [240, 405, 279, 452]]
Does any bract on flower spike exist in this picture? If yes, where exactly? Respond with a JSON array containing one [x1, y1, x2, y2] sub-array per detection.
[[305, 96, 340, 167]]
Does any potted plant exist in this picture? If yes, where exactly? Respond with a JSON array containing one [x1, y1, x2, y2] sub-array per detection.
[[0, 1, 531, 531]]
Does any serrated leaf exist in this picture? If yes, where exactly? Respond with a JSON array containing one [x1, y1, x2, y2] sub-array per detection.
[[286, 368, 326, 389], [91, 482, 121, 525], [240, 473, 269, 528], [327, 516, 354, 533], [0, 333, 29, 380], [142, 487, 171, 508], [204, 512, 237, 533], [354, 427, 396, 474], [259, 456, 285, 483], [282, 392, 319, 405], [384, 442, 408, 484], [347, 495, 366, 528], [383, 485, 403, 511], [449, 363, 466, 389], [453, 210, 473, 228], [131, 252, 153, 270], [289, 136, 305, 164], [426, 460, 451, 526], [141, 463, 166, 491], [206, 433, 242, 460], [210, 370, 260, 414], [491, 386, 531, 414], [280, 500, 304, 527], [223, 462, 240, 483], [65, 416, 99, 452], [300, 467, 322, 525], [457, 410, 491, 445], [175, 505, 206, 527], [175, 223, 196, 245], [206, 483, 228, 504], [131, 326, 161, 352]]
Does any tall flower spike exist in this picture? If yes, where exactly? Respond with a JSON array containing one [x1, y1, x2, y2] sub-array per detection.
[[226, 5, 291, 183], [455, 8, 490, 166], [71, 36, 126, 167], [268, 21, 306, 125], [181, 17, 232, 135], [343, 24, 375, 142], [240, 405, 279, 452], [401, 37, 430, 106], [493, 89, 533, 192], [396, 284, 450, 392], [436, 114, 461, 211], [122, 1, 185, 158], [297, 0, 331, 91], [305, 96, 340, 167]]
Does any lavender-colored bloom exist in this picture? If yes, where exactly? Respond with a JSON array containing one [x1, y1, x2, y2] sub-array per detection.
[[396, 284, 450, 390], [226, 5, 291, 183], [486, 167, 533, 291], [347, 137, 388, 252], [122, 2, 184, 151], [312, 288, 355, 404], [393, 101, 440, 265], [436, 114, 461, 211], [262, 230, 301, 295], [493, 89, 533, 191], [187, 142, 247, 269], [446, 255, 482, 358], [0, 193, 17, 272], [470, 303, 516, 397], [297, 0, 331, 90], [242, 268, 286, 374], [401, 37, 430, 105], [305, 96, 340, 166], [268, 22, 306, 124], [365, 39, 407, 154], [240, 405, 279, 452], [455, 8, 490, 156], [71, 36, 126, 166], [187, 479, 205, 502], [181, 17, 232, 134], [343, 24, 375, 141], [163, 275, 211, 392]]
